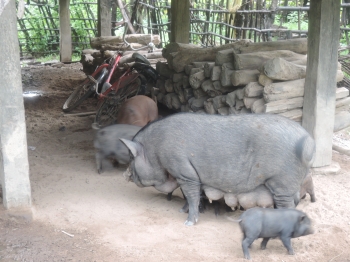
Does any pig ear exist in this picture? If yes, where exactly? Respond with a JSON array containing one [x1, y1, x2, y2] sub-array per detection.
[[120, 139, 142, 158]]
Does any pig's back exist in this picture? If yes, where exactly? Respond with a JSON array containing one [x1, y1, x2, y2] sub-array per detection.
[[134, 113, 314, 193]]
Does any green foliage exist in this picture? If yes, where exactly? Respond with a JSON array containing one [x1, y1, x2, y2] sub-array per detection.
[[275, 12, 309, 31], [17, 0, 98, 58], [35, 53, 60, 62]]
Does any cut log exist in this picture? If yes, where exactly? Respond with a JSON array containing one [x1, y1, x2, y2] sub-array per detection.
[[258, 74, 273, 87], [334, 111, 350, 132], [193, 88, 207, 99], [231, 69, 260, 86], [251, 98, 266, 113], [215, 49, 234, 66], [235, 88, 245, 100], [241, 107, 251, 114], [157, 92, 165, 104], [263, 79, 305, 102], [169, 39, 251, 73], [192, 61, 212, 68], [201, 79, 222, 97], [181, 104, 190, 112], [233, 50, 306, 70], [156, 62, 175, 79], [220, 63, 234, 87], [171, 95, 181, 110], [156, 79, 166, 94], [337, 70, 344, 82], [336, 105, 350, 112], [190, 96, 210, 111], [264, 97, 304, 114], [233, 38, 308, 54], [211, 66, 222, 81], [218, 107, 230, 116], [204, 62, 215, 78], [278, 109, 303, 122], [245, 82, 264, 97], [162, 42, 200, 61], [225, 91, 236, 107], [263, 57, 307, 81], [82, 49, 101, 55], [213, 81, 236, 93], [91, 34, 161, 49], [173, 73, 185, 83], [335, 97, 350, 108], [184, 65, 194, 75], [165, 79, 174, 93], [189, 70, 206, 89], [229, 107, 239, 115], [165, 93, 176, 109], [143, 52, 164, 60], [336, 87, 350, 100], [174, 81, 183, 95], [183, 75, 190, 89], [235, 99, 244, 110], [213, 95, 226, 110], [244, 97, 261, 109], [204, 100, 217, 114], [183, 88, 194, 100], [190, 68, 204, 75]]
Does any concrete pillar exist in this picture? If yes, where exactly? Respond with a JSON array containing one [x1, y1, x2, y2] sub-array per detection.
[[170, 0, 190, 43], [97, 0, 112, 37], [302, 0, 340, 167], [0, 0, 32, 210], [59, 0, 72, 62]]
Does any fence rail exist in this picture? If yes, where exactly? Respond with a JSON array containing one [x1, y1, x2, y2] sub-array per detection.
[[17, 0, 350, 58]]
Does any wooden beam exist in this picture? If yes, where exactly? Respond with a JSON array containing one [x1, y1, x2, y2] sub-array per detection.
[[116, 0, 135, 34], [0, 0, 32, 211], [97, 0, 112, 37], [170, 0, 190, 43], [302, 0, 340, 167], [59, 0, 72, 62]]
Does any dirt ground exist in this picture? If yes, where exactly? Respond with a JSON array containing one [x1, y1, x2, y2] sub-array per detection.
[[0, 62, 350, 262]]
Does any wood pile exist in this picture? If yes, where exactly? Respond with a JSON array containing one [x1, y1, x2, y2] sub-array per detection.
[[81, 34, 166, 74], [154, 38, 350, 131]]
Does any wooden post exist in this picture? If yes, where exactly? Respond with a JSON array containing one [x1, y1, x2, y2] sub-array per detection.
[[170, 0, 190, 43], [0, 0, 32, 211], [97, 0, 112, 37], [302, 0, 340, 167], [59, 0, 72, 62]]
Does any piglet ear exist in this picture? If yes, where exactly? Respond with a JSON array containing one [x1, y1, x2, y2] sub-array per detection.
[[120, 139, 142, 158]]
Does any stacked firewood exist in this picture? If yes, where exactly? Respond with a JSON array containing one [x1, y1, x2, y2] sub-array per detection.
[[254, 57, 346, 126], [153, 38, 350, 130], [80, 34, 165, 74], [154, 39, 308, 113]]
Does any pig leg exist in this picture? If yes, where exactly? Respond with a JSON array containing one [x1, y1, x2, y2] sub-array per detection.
[[95, 151, 103, 174], [242, 236, 255, 260], [178, 182, 201, 226], [280, 235, 294, 255], [309, 190, 316, 202], [265, 180, 296, 209], [180, 201, 189, 213], [167, 192, 172, 201], [260, 238, 270, 250]]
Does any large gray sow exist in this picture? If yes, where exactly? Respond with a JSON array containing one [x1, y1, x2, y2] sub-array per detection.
[[121, 113, 315, 226], [238, 207, 314, 260], [94, 124, 141, 174]]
